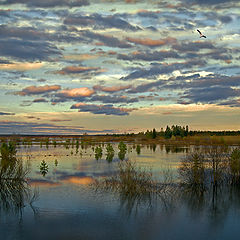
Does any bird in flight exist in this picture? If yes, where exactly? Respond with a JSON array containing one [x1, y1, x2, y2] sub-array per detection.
[[197, 29, 206, 38]]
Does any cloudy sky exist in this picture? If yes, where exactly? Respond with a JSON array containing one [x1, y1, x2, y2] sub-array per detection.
[[0, 0, 239, 134]]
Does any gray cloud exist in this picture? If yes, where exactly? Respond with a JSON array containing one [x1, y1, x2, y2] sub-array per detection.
[[165, 74, 240, 90], [121, 60, 206, 80], [90, 95, 139, 104], [182, 86, 240, 103], [118, 50, 181, 61], [64, 13, 141, 31], [184, 0, 239, 5], [0, 38, 60, 61], [71, 103, 135, 116], [0, 59, 11, 64], [0, 112, 15, 115], [0, 25, 84, 48], [82, 30, 132, 48], [218, 99, 240, 107], [173, 41, 216, 52], [0, 0, 89, 8], [128, 80, 164, 93]]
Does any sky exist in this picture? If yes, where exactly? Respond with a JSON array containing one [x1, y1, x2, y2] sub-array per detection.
[[0, 0, 239, 135]]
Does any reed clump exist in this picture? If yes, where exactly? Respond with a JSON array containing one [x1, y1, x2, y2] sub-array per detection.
[[97, 161, 170, 197]]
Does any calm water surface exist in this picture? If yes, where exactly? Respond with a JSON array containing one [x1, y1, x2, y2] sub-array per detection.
[[1, 143, 240, 240]]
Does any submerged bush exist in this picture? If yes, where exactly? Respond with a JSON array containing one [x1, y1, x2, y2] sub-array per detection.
[[229, 148, 240, 184], [95, 146, 103, 160], [106, 144, 114, 162], [136, 145, 141, 155], [118, 141, 127, 160]]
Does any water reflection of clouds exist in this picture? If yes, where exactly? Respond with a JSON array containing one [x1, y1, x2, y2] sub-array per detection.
[[29, 169, 117, 187], [29, 179, 61, 187], [62, 176, 94, 185]]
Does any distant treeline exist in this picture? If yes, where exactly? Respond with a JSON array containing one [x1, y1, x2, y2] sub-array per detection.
[[136, 125, 240, 139]]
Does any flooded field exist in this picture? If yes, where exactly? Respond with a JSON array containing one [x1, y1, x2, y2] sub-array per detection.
[[1, 142, 240, 240]]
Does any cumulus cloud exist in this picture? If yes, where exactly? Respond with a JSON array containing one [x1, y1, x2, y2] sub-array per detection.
[[71, 103, 136, 116], [14, 85, 61, 96], [121, 60, 206, 80]]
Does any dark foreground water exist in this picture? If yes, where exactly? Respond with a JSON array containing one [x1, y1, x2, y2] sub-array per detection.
[[1, 143, 240, 240]]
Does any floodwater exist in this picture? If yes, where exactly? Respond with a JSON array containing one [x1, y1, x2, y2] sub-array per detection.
[[1, 143, 240, 240]]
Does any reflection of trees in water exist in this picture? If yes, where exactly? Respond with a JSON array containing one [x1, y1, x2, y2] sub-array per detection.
[[165, 145, 188, 154], [0, 142, 38, 218], [117, 182, 240, 224], [179, 185, 240, 229], [118, 186, 176, 218]]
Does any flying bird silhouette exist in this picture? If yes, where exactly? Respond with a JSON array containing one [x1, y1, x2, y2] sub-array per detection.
[[197, 29, 206, 38]]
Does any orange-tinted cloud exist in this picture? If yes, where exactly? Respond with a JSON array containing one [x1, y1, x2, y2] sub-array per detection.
[[55, 66, 103, 75], [15, 85, 61, 96], [0, 62, 43, 71], [126, 37, 177, 46], [93, 84, 131, 92], [64, 54, 98, 61], [162, 111, 173, 115], [57, 87, 95, 97]]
